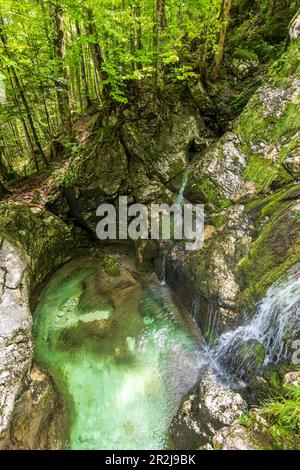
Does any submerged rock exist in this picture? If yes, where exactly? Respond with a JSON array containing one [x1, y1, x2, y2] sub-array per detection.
[[8, 366, 68, 450]]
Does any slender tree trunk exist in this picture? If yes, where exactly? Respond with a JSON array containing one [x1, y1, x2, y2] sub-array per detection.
[[52, 3, 72, 136], [85, 8, 109, 102], [0, 179, 7, 198], [75, 20, 92, 108], [154, 0, 166, 86], [11, 69, 48, 165], [136, 1, 142, 53], [211, 0, 232, 81]]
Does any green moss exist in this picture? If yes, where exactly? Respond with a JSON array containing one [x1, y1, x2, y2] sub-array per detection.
[[208, 212, 226, 228], [169, 159, 185, 176], [270, 40, 300, 86], [233, 48, 259, 62], [192, 178, 231, 211], [103, 256, 120, 277], [236, 195, 300, 310]]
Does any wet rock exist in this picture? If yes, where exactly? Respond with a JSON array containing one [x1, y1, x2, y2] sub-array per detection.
[[170, 368, 247, 449], [8, 366, 68, 450], [216, 338, 265, 381]]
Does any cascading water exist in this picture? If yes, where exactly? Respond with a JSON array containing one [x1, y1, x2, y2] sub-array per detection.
[[160, 255, 167, 286], [210, 264, 300, 384], [177, 169, 189, 204]]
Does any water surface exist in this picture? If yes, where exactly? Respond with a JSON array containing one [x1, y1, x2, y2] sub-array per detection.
[[34, 257, 201, 450]]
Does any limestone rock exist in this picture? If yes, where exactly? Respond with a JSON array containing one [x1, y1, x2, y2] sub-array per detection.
[[170, 368, 247, 450], [186, 41, 300, 206], [8, 366, 68, 450], [186, 132, 255, 208], [120, 84, 206, 184], [0, 239, 33, 446], [289, 11, 300, 41], [0, 203, 75, 447], [212, 423, 256, 450]]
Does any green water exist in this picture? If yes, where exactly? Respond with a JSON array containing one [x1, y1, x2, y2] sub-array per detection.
[[33, 257, 201, 450]]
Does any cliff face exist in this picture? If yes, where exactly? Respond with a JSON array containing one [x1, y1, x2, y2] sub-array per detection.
[[165, 22, 300, 335]]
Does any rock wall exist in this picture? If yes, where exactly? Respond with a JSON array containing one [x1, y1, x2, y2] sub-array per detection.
[[0, 203, 74, 448]]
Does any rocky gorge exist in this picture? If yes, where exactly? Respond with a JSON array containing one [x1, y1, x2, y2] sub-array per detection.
[[0, 8, 300, 451]]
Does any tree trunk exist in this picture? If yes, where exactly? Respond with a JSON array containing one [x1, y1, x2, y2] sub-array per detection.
[[85, 8, 109, 102], [154, 0, 166, 86], [211, 0, 232, 81], [75, 20, 92, 108], [0, 179, 7, 198], [11, 68, 48, 166], [52, 3, 72, 136], [0, 145, 9, 181]]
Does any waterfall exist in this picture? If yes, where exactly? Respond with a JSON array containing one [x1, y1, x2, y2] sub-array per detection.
[[177, 169, 189, 204], [160, 255, 167, 286], [210, 264, 300, 384]]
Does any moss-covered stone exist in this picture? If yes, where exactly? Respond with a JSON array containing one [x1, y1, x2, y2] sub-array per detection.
[[103, 256, 120, 277]]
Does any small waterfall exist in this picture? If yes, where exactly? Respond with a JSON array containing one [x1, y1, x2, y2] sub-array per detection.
[[210, 264, 300, 383], [160, 255, 167, 286], [177, 169, 189, 204]]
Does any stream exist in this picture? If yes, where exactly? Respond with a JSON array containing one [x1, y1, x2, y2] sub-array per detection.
[[33, 256, 202, 450]]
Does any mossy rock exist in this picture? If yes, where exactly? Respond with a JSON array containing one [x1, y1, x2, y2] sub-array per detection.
[[103, 256, 120, 277], [237, 193, 300, 310]]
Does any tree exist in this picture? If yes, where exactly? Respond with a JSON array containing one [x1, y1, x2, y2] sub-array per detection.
[[51, 2, 73, 136], [154, 0, 166, 86], [211, 0, 232, 81]]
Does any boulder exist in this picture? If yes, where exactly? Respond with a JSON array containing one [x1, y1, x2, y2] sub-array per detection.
[[8, 366, 68, 450], [120, 84, 206, 184]]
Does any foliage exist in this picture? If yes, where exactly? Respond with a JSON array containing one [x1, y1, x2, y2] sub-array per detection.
[[0, 0, 298, 180]]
